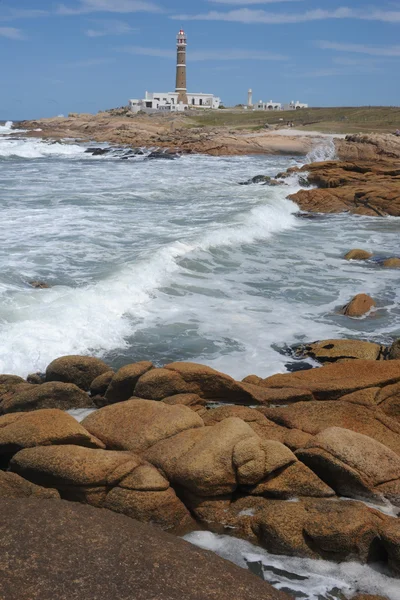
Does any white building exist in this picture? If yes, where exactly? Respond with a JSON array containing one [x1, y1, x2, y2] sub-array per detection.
[[129, 30, 221, 113], [253, 100, 282, 111], [129, 90, 220, 113], [283, 101, 309, 110]]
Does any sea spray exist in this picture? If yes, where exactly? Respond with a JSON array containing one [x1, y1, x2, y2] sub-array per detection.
[[184, 531, 400, 600]]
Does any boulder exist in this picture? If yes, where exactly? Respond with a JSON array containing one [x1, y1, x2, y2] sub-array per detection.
[[145, 417, 297, 497], [0, 470, 59, 499], [261, 360, 400, 401], [26, 372, 45, 384], [247, 461, 335, 499], [287, 160, 400, 217], [0, 381, 94, 414], [0, 499, 289, 600], [0, 409, 104, 457], [46, 355, 110, 391], [90, 371, 114, 397], [339, 388, 380, 407], [9, 445, 190, 530], [383, 258, 400, 268], [82, 398, 204, 452], [341, 294, 376, 317], [162, 393, 207, 414], [135, 362, 254, 404], [104, 361, 153, 403], [202, 405, 312, 449], [297, 427, 400, 504], [293, 339, 383, 364], [344, 249, 373, 260], [376, 381, 400, 421], [389, 339, 400, 360], [252, 498, 399, 570], [263, 401, 400, 455]]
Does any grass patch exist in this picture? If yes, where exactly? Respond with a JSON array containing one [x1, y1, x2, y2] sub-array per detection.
[[189, 106, 400, 133]]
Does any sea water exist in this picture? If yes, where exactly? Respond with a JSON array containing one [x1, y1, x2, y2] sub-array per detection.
[[1, 123, 400, 599], [0, 124, 399, 377]]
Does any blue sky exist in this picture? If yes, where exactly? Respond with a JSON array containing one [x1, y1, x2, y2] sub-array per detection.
[[1, 0, 399, 119]]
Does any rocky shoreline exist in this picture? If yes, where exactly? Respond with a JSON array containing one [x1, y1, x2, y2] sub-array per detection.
[[1, 345, 400, 599]]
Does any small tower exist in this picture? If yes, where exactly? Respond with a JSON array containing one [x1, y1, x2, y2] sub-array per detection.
[[176, 29, 188, 105], [247, 88, 253, 107]]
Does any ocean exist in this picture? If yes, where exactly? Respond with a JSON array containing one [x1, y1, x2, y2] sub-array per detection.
[[0, 121, 399, 378], [1, 120, 400, 598]]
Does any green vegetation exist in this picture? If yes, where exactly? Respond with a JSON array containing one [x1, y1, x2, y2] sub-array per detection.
[[189, 106, 400, 133]]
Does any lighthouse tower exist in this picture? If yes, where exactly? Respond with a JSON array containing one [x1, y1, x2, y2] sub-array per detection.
[[176, 29, 188, 105]]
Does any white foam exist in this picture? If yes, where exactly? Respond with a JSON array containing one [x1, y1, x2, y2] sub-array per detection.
[[0, 137, 86, 158], [305, 138, 337, 163], [184, 531, 400, 600], [67, 408, 97, 422], [0, 121, 14, 135], [0, 190, 298, 376]]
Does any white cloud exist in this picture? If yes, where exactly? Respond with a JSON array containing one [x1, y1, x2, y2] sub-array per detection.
[[85, 19, 137, 36], [316, 41, 400, 57], [0, 8, 48, 21], [58, 0, 161, 15], [117, 45, 287, 60], [171, 7, 400, 24], [0, 26, 24, 39]]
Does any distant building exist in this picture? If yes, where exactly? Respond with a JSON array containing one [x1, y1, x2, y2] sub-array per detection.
[[283, 101, 309, 110], [253, 100, 282, 111], [129, 30, 221, 113]]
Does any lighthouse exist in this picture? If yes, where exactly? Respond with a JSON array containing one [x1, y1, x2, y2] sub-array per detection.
[[176, 29, 188, 105]]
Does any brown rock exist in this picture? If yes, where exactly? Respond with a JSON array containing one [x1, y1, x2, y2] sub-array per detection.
[[104, 361, 153, 403], [341, 294, 376, 317], [297, 427, 400, 504], [383, 258, 400, 268], [389, 339, 400, 360], [29, 280, 50, 289], [82, 398, 204, 452], [9, 444, 193, 530], [339, 388, 380, 407], [0, 498, 289, 600], [261, 360, 400, 401], [288, 160, 400, 218], [203, 405, 312, 449], [253, 498, 398, 568], [46, 355, 110, 391], [89, 370, 114, 397], [264, 401, 400, 455], [0, 470, 59, 499], [376, 381, 400, 421], [293, 339, 383, 364], [145, 418, 296, 496], [248, 461, 335, 499], [351, 596, 389, 600], [1, 381, 94, 414], [0, 409, 104, 456], [344, 249, 373, 260], [26, 372, 45, 384]]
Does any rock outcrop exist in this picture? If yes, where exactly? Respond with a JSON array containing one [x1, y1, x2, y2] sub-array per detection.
[[45, 355, 110, 391], [10, 445, 191, 530], [0, 498, 289, 600], [0, 470, 60, 499], [0, 381, 94, 414], [286, 160, 400, 217], [0, 409, 104, 458], [341, 294, 376, 317]]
